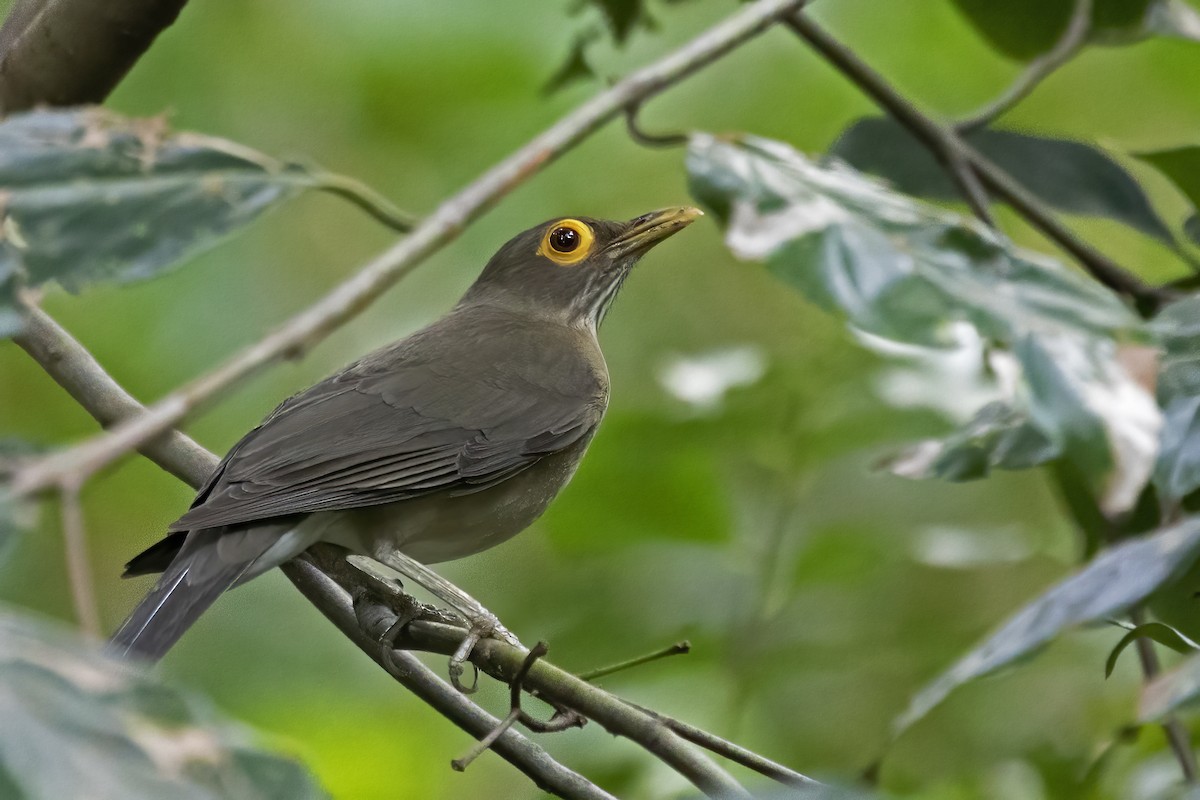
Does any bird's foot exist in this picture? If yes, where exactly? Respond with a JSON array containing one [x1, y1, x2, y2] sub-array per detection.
[[448, 611, 504, 694]]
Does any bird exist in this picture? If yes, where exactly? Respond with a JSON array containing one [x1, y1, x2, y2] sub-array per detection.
[[110, 206, 702, 661]]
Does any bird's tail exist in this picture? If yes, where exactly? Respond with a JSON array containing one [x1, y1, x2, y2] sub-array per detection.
[[110, 528, 263, 662]]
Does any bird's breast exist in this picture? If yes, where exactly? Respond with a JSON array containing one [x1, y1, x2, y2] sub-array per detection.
[[336, 433, 595, 565]]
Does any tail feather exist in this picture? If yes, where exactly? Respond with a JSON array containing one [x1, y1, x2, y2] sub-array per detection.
[[110, 530, 260, 662]]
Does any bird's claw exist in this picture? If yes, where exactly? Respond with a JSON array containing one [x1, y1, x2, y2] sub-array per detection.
[[448, 613, 505, 694]]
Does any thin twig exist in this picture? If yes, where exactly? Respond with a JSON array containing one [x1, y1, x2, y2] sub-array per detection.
[[954, 0, 1092, 134], [453, 708, 522, 772], [579, 641, 692, 681], [624, 101, 689, 148], [58, 483, 101, 637], [784, 11, 1173, 314], [941, 144, 997, 228], [1131, 606, 1199, 783], [11, 0, 809, 499], [307, 170, 418, 232], [628, 701, 821, 791], [382, 621, 757, 799], [452, 642, 550, 772]]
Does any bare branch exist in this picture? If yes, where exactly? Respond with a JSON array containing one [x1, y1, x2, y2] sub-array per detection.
[[0, 0, 190, 114], [11, 0, 809, 498], [784, 11, 1174, 314], [954, 0, 1092, 134], [628, 702, 821, 791], [452, 642, 549, 772], [352, 605, 757, 798], [578, 641, 692, 682]]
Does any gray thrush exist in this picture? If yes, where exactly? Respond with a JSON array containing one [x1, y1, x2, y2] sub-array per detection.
[[111, 206, 702, 661]]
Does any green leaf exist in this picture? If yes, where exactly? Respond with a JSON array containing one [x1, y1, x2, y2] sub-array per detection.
[[588, 0, 646, 43], [951, 0, 1076, 60], [543, 34, 596, 95], [1155, 396, 1200, 505], [0, 607, 327, 800], [952, 0, 1200, 61], [687, 132, 1156, 512], [1153, 295, 1200, 402], [1141, 650, 1200, 720], [883, 401, 1059, 481], [1186, 213, 1200, 245], [1150, 297, 1200, 504], [0, 107, 412, 338], [831, 118, 1177, 246], [1105, 621, 1200, 678], [890, 516, 1200, 740], [1136, 146, 1200, 210]]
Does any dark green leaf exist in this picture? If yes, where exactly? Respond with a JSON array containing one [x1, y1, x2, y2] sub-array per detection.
[[892, 516, 1200, 739], [0, 107, 411, 339], [1141, 650, 1200, 720], [1105, 621, 1200, 678], [831, 118, 1176, 246], [543, 34, 596, 94], [588, 0, 645, 43], [952, 0, 1199, 61], [950, 0, 1075, 60], [687, 133, 1155, 511], [1136, 146, 1200, 209], [1186, 213, 1200, 245], [0, 607, 327, 799], [884, 401, 1059, 481]]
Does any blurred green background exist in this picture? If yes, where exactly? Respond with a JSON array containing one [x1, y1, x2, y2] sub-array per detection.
[[3, 0, 1200, 797]]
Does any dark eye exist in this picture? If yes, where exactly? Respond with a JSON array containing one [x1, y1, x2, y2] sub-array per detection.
[[549, 226, 580, 253]]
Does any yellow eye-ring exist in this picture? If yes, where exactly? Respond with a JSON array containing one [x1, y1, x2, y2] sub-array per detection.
[[537, 219, 594, 266]]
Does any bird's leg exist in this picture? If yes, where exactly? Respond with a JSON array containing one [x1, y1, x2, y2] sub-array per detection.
[[357, 552, 521, 693], [342, 554, 463, 647]]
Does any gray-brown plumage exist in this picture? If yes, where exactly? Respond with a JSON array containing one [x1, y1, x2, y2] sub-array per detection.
[[111, 207, 701, 661]]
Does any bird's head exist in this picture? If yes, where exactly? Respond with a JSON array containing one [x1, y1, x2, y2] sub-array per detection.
[[461, 206, 702, 329]]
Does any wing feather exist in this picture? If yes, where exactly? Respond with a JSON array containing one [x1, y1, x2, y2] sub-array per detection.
[[171, 311, 606, 532]]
